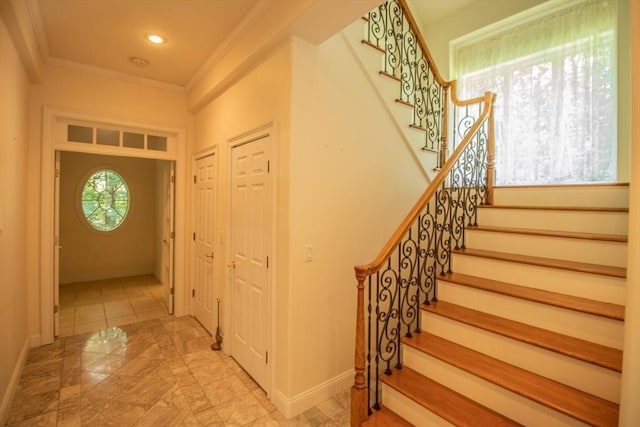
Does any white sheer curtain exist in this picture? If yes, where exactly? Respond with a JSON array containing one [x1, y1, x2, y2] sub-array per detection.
[[454, 0, 617, 185]]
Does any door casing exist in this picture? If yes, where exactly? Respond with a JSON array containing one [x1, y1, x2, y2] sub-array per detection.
[[39, 107, 186, 345]]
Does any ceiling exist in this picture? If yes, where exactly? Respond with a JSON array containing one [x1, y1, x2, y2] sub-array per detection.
[[33, 0, 260, 87], [30, 0, 474, 89]]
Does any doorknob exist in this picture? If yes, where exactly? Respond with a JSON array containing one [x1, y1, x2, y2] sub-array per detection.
[[227, 261, 236, 269], [206, 253, 214, 259]]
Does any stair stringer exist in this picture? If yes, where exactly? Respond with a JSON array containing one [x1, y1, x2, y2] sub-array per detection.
[[341, 21, 439, 181]]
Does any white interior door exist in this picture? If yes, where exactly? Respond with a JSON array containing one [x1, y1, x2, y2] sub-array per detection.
[[54, 151, 61, 336], [162, 161, 175, 314], [192, 153, 216, 333], [229, 135, 271, 390]]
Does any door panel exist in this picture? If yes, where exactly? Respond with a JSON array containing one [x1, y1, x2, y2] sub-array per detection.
[[230, 135, 270, 390], [162, 161, 175, 314], [192, 153, 216, 333]]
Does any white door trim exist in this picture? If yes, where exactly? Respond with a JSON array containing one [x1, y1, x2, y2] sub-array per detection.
[[226, 121, 276, 395], [39, 107, 187, 345]]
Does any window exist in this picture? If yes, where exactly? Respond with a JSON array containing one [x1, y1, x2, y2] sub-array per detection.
[[454, 0, 617, 185], [81, 169, 130, 231]]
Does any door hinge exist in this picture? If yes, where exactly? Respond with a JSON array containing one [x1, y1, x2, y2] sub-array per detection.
[[192, 289, 195, 298], [266, 351, 268, 364], [55, 169, 60, 178], [193, 232, 196, 241], [54, 304, 58, 314], [193, 175, 196, 184], [170, 287, 175, 295], [171, 231, 175, 239], [267, 161, 270, 173], [266, 256, 269, 269], [171, 175, 175, 184]]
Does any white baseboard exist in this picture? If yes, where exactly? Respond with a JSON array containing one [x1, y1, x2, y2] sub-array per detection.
[[29, 334, 42, 348], [271, 369, 354, 419], [0, 337, 29, 425]]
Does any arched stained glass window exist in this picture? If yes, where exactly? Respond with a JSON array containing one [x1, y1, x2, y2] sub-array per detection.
[[81, 169, 130, 231]]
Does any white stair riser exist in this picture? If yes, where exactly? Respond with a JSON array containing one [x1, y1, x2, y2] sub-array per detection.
[[403, 347, 590, 427], [436, 282, 624, 349], [420, 313, 621, 403], [465, 230, 627, 268], [493, 186, 629, 208], [452, 254, 627, 305], [477, 208, 628, 235], [381, 384, 454, 427]]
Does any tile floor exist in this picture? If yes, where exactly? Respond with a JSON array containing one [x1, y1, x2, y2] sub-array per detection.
[[58, 275, 170, 337], [6, 277, 352, 426]]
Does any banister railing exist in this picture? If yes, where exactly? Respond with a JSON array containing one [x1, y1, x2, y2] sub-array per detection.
[[351, 1, 496, 424], [363, 0, 449, 163]]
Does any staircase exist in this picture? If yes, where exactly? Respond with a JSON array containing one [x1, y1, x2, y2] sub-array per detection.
[[366, 184, 627, 426]]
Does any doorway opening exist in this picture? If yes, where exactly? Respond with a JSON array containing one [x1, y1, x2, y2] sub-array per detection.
[[55, 151, 175, 337]]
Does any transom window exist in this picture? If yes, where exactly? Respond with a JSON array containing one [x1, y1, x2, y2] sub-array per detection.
[[81, 169, 130, 231]]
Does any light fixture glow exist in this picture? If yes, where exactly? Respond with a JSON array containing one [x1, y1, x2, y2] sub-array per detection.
[[146, 34, 165, 44]]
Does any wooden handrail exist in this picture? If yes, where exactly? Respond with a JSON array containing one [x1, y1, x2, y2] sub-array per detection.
[[397, 0, 448, 88], [354, 91, 494, 278]]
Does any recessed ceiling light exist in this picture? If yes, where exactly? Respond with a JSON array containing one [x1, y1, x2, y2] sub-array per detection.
[[146, 34, 166, 44]]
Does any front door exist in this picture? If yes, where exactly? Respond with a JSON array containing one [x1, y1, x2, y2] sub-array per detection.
[[229, 134, 271, 390], [192, 153, 216, 333]]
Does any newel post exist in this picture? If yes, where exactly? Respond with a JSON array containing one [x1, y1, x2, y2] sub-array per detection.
[[351, 269, 368, 426], [487, 93, 496, 205]]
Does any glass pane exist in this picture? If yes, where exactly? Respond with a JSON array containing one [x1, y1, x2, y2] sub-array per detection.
[[147, 135, 167, 151], [81, 169, 129, 231], [123, 132, 145, 149], [96, 129, 120, 146], [68, 125, 93, 143]]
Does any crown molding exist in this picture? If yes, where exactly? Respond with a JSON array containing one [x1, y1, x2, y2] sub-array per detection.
[[46, 56, 185, 93], [185, 0, 276, 91]]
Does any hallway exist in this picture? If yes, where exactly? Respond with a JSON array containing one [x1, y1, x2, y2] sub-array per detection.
[[6, 281, 351, 426]]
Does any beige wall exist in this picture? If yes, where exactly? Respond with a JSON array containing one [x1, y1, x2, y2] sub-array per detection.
[[0, 17, 30, 422], [287, 33, 428, 398], [27, 64, 190, 341], [620, 0, 640, 424], [58, 152, 158, 284]]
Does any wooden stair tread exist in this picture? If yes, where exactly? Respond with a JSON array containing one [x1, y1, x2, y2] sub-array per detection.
[[379, 70, 401, 82], [403, 332, 619, 427], [469, 224, 627, 242], [423, 301, 622, 372], [380, 366, 522, 426], [479, 204, 628, 213], [361, 39, 385, 54], [440, 272, 625, 320], [361, 405, 413, 426], [453, 247, 627, 278]]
